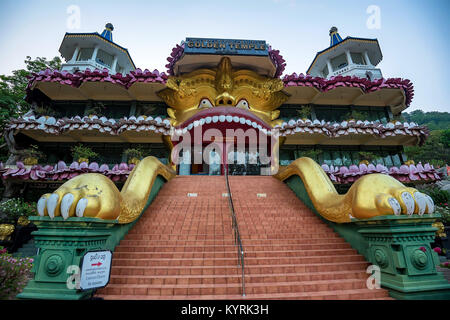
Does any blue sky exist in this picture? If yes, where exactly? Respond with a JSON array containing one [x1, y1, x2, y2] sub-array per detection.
[[0, 0, 448, 112]]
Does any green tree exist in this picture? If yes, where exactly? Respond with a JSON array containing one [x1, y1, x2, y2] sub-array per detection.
[[0, 56, 61, 162], [0, 56, 61, 111], [402, 110, 450, 130], [404, 130, 450, 167]]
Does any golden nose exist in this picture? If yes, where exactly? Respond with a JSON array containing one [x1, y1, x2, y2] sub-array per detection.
[[215, 92, 236, 106]]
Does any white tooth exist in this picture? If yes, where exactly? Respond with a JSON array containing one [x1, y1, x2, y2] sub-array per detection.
[[251, 122, 258, 128], [219, 115, 226, 122], [199, 118, 205, 126], [225, 115, 233, 122], [182, 127, 188, 134], [60, 193, 74, 220], [257, 124, 262, 130], [262, 128, 268, 135], [176, 129, 183, 136], [240, 117, 246, 124], [193, 120, 199, 127], [75, 198, 88, 217], [187, 123, 194, 130], [414, 192, 426, 215], [213, 116, 219, 123], [388, 198, 401, 215], [37, 197, 46, 217], [47, 193, 59, 219], [245, 119, 252, 126], [401, 192, 415, 215], [205, 117, 212, 124], [233, 116, 240, 123]]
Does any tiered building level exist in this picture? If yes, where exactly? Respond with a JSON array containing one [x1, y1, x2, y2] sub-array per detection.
[[1, 25, 439, 200]]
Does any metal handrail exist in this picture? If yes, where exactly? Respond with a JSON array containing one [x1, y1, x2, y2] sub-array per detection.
[[224, 164, 246, 297]]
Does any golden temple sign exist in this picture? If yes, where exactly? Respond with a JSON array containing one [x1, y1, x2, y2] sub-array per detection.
[[184, 38, 268, 56]]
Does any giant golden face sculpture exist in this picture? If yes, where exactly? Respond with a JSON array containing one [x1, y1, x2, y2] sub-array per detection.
[[158, 57, 288, 129]]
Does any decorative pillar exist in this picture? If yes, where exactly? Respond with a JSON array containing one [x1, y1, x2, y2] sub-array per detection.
[[364, 51, 372, 66], [111, 55, 118, 74], [345, 50, 353, 66], [70, 46, 80, 63], [18, 216, 117, 300], [91, 46, 100, 64], [355, 215, 450, 300], [326, 59, 333, 75]]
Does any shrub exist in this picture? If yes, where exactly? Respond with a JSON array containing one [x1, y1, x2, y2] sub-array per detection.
[[0, 199, 36, 223], [0, 246, 33, 299], [123, 147, 144, 160], [296, 105, 312, 119], [71, 144, 98, 162]]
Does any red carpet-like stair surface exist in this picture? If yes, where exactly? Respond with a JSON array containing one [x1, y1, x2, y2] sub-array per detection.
[[97, 176, 391, 300]]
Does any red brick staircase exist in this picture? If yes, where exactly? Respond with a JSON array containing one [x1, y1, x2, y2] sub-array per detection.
[[96, 176, 391, 300]]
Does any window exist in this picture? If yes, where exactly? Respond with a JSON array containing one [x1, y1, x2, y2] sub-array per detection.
[[77, 48, 94, 61], [96, 49, 114, 67], [330, 53, 348, 71], [350, 52, 366, 65]]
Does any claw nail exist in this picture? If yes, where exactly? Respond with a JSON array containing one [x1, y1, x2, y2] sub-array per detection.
[[401, 192, 415, 215], [47, 193, 59, 219], [388, 198, 401, 215], [414, 192, 426, 216], [76, 198, 88, 217], [424, 194, 435, 214], [37, 197, 46, 217], [61, 193, 74, 220]]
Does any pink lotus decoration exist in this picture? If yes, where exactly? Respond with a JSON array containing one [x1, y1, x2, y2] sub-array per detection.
[[25, 67, 167, 102], [1, 161, 136, 182], [283, 73, 414, 107], [321, 162, 440, 184], [6, 114, 171, 136], [277, 118, 428, 145]]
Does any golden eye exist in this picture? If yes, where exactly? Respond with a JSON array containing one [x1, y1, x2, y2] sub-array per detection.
[[198, 98, 213, 108], [236, 99, 250, 109]]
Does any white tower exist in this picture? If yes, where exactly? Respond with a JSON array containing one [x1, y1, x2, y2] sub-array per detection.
[[307, 27, 383, 80], [58, 23, 136, 74]]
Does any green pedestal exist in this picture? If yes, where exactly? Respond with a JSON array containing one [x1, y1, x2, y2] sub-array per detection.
[[356, 215, 450, 300], [285, 175, 450, 300], [17, 217, 117, 300], [17, 175, 167, 300]]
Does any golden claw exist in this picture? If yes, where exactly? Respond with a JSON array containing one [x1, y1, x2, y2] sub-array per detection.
[[36, 157, 176, 224], [275, 157, 435, 223]]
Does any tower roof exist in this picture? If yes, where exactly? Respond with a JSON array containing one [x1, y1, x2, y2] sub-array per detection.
[[329, 26, 343, 46], [58, 23, 136, 71], [307, 27, 382, 76], [100, 23, 114, 42]]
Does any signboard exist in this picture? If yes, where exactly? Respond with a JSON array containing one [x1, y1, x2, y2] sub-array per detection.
[[184, 38, 268, 56], [80, 250, 112, 290]]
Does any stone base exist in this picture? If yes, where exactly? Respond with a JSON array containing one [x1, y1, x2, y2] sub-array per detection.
[[285, 175, 450, 300], [18, 217, 116, 300]]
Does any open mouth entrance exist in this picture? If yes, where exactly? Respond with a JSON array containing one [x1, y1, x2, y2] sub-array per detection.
[[171, 107, 275, 176]]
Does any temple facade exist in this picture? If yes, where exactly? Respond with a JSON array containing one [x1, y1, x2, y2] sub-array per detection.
[[3, 24, 449, 301], [1, 25, 440, 200]]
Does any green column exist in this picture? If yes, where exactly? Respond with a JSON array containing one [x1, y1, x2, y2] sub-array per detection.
[[17, 217, 117, 300]]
